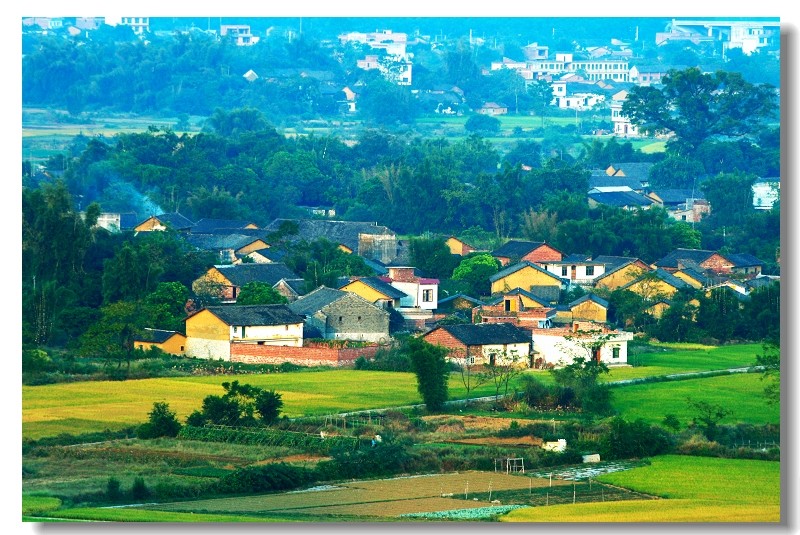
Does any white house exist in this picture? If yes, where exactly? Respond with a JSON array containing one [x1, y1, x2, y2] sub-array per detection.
[[540, 255, 606, 286], [386, 266, 438, 310], [530, 322, 633, 367], [184, 305, 304, 361], [752, 178, 780, 210]]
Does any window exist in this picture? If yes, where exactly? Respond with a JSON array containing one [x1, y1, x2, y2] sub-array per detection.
[[339, 316, 343, 323], [561, 266, 568, 276], [233, 326, 239, 334], [466, 356, 476, 365], [422, 289, 433, 302], [586, 266, 595, 276], [612, 346, 620, 359]]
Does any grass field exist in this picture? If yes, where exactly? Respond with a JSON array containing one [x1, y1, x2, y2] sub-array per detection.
[[501, 455, 780, 522], [23, 343, 770, 440], [611, 373, 779, 426]]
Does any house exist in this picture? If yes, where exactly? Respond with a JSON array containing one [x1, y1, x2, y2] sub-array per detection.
[[190, 219, 260, 234], [592, 258, 652, 291], [606, 162, 654, 188], [588, 174, 646, 194], [240, 247, 286, 264], [725, 253, 766, 278], [133, 212, 195, 232], [273, 278, 308, 303], [473, 288, 556, 330], [530, 322, 633, 366], [491, 240, 564, 267], [220, 24, 259, 46], [192, 263, 300, 304], [564, 293, 609, 324], [288, 286, 389, 343], [339, 276, 408, 309], [94, 212, 139, 233], [489, 261, 565, 304], [620, 268, 694, 301], [588, 189, 655, 210], [752, 177, 780, 210], [423, 323, 533, 366], [385, 266, 439, 310], [653, 248, 733, 275], [672, 267, 711, 289], [609, 91, 641, 138], [133, 328, 186, 356], [478, 102, 508, 116], [436, 293, 482, 314], [446, 236, 477, 256], [184, 234, 271, 264], [541, 254, 605, 286], [629, 64, 688, 86], [184, 304, 304, 361], [262, 219, 398, 263]]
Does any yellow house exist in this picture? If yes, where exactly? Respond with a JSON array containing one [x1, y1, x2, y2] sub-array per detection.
[[134, 329, 186, 356], [133, 212, 195, 232], [338, 277, 408, 308], [569, 293, 609, 323], [184, 304, 304, 361], [192, 263, 300, 303], [446, 236, 476, 256], [621, 269, 694, 301], [646, 298, 702, 320], [673, 268, 707, 289], [489, 261, 563, 303], [593, 260, 652, 291]]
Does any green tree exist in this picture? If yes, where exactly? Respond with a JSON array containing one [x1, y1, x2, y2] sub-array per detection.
[[406, 337, 450, 412], [550, 356, 612, 416], [686, 398, 732, 441], [144, 281, 190, 332], [186, 381, 284, 427], [255, 390, 284, 425], [236, 282, 288, 306], [648, 155, 705, 189], [408, 236, 460, 279], [754, 340, 780, 405], [622, 67, 778, 154], [700, 171, 757, 228], [137, 401, 182, 439], [78, 301, 144, 373], [451, 253, 501, 297], [465, 114, 501, 135]]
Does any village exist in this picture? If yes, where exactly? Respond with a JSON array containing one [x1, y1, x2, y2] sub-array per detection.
[[21, 15, 782, 524]]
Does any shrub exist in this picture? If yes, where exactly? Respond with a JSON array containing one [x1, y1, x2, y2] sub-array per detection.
[[212, 463, 315, 495], [255, 390, 283, 424], [131, 477, 150, 500], [137, 401, 182, 439], [106, 477, 122, 501]]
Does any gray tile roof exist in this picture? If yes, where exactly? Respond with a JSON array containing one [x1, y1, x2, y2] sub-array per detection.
[[653, 248, 717, 269], [651, 189, 706, 205], [215, 263, 300, 287], [263, 218, 396, 253], [588, 175, 646, 190], [288, 286, 348, 316], [135, 328, 183, 343], [491, 240, 546, 259], [185, 233, 267, 251], [147, 212, 195, 230], [191, 218, 259, 233], [435, 323, 532, 346], [588, 190, 654, 208], [622, 268, 693, 291], [202, 304, 304, 326], [726, 253, 765, 268], [609, 162, 654, 182], [569, 293, 609, 309]]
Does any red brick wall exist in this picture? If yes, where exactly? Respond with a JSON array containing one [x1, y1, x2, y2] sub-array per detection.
[[230, 343, 381, 367], [701, 254, 734, 274], [523, 245, 563, 264], [422, 328, 468, 359]]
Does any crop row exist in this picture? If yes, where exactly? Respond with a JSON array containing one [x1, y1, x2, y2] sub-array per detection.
[[178, 425, 363, 453]]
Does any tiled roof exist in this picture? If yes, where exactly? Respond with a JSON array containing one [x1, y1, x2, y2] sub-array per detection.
[[726, 253, 765, 268], [135, 328, 183, 343], [653, 248, 717, 269], [152, 212, 195, 230], [651, 189, 706, 204], [288, 286, 348, 316], [593, 255, 642, 269], [214, 263, 300, 287], [435, 323, 532, 346], [262, 219, 396, 254], [588, 175, 646, 190], [275, 278, 308, 296], [437, 293, 482, 307], [609, 162, 654, 182], [569, 293, 609, 309], [185, 233, 266, 251], [491, 240, 546, 259], [588, 190, 654, 208], [746, 276, 779, 290], [343, 277, 408, 300], [191, 219, 259, 233], [202, 304, 304, 326], [622, 268, 693, 291], [528, 285, 562, 304], [490, 261, 563, 284]]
